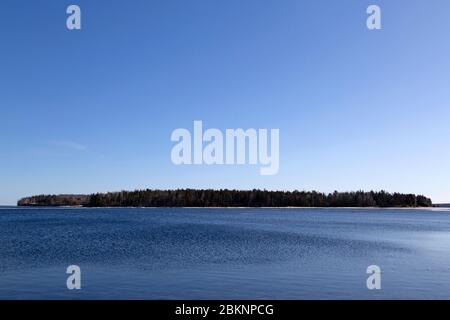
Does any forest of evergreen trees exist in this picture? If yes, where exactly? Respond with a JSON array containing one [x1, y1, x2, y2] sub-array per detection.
[[17, 189, 433, 208]]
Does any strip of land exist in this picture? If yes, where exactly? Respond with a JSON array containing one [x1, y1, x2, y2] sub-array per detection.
[[17, 189, 433, 208]]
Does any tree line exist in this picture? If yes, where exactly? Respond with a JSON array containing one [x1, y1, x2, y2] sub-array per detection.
[[17, 189, 433, 208]]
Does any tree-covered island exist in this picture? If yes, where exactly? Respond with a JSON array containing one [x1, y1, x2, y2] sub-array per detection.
[[17, 189, 433, 208]]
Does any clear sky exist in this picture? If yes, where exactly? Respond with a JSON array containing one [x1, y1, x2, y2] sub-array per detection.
[[1, 0, 450, 205]]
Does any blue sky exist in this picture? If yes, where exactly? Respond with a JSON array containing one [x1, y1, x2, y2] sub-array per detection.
[[1, 0, 450, 205]]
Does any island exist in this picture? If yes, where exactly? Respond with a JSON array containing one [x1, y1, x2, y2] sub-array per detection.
[[17, 189, 433, 208]]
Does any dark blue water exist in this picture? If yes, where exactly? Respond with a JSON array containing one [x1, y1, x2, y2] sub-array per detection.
[[0, 207, 449, 299]]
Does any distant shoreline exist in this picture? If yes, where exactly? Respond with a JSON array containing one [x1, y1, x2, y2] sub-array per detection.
[[6, 206, 449, 212], [14, 205, 438, 209], [16, 206, 444, 209], [17, 189, 434, 208]]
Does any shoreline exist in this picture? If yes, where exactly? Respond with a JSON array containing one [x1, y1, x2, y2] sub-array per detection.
[[17, 190, 434, 208], [9, 205, 446, 210]]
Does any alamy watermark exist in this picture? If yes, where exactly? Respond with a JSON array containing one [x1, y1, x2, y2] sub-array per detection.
[[367, 5, 382, 30], [63, 264, 382, 293], [366, 265, 382, 290], [66, 265, 81, 290], [66, 5, 81, 30], [171, 121, 280, 175], [65, 4, 381, 31]]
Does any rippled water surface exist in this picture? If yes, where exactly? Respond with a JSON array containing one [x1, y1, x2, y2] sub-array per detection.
[[0, 207, 449, 299]]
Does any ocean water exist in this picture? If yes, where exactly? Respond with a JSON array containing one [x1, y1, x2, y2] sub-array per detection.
[[0, 207, 449, 300]]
